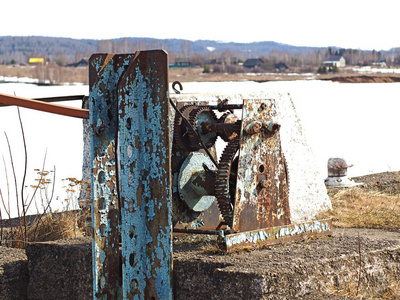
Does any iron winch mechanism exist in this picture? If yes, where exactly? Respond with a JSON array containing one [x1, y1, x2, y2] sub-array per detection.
[[2, 52, 331, 297], [170, 89, 295, 249]]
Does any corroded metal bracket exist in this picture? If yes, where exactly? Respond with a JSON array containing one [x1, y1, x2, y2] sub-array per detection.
[[0, 92, 89, 118], [218, 219, 332, 251], [90, 51, 172, 299]]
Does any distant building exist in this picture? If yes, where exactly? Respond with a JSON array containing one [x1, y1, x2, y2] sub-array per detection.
[[28, 57, 44, 65], [67, 58, 89, 67], [274, 62, 289, 72], [322, 55, 346, 67], [243, 58, 263, 69], [371, 59, 387, 68], [174, 57, 191, 67]]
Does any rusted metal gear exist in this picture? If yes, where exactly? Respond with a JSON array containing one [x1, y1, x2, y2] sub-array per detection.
[[215, 135, 240, 227], [187, 106, 218, 150], [173, 104, 197, 152], [218, 112, 240, 142]]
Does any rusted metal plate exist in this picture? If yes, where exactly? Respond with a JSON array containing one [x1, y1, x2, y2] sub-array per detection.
[[0, 92, 89, 119], [233, 99, 290, 232], [90, 53, 135, 299], [117, 50, 172, 299], [219, 219, 332, 251]]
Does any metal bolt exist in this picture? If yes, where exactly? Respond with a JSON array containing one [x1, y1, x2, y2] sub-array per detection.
[[260, 180, 268, 189], [95, 118, 105, 135], [263, 121, 280, 133], [244, 121, 262, 134]]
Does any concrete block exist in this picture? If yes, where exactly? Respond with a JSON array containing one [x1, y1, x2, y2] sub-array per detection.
[[26, 238, 92, 300], [0, 246, 28, 300], [23, 229, 400, 299]]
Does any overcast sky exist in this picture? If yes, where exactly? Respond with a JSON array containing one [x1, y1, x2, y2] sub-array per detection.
[[1, 0, 398, 50]]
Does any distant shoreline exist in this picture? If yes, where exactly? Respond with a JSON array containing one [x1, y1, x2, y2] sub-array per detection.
[[2, 65, 400, 86], [168, 67, 400, 83]]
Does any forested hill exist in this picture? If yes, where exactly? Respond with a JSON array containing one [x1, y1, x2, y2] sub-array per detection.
[[0, 36, 320, 64], [0, 36, 98, 64]]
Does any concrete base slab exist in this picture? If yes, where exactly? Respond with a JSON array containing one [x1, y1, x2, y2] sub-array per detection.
[[0, 246, 28, 300], [17, 228, 400, 299]]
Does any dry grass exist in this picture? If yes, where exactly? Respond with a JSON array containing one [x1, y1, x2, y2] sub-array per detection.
[[321, 188, 400, 231], [324, 273, 400, 299], [324, 270, 400, 299], [0, 210, 90, 247], [201, 243, 221, 254], [27, 211, 88, 243], [320, 188, 400, 299]]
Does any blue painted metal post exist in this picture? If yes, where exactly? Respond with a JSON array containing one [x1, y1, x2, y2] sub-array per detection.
[[90, 53, 135, 299], [118, 50, 172, 299], [90, 51, 172, 299]]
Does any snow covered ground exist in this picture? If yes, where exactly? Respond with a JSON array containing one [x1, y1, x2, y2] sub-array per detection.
[[1, 79, 399, 217], [353, 66, 400, 74], [0, 82, 87, 217]]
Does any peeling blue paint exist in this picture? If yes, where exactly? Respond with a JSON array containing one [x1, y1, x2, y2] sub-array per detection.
[[222, 219, 332, 250], [90, 54, 135, 299], [118, 51, 172, 299], [90, 51, 172, 299]]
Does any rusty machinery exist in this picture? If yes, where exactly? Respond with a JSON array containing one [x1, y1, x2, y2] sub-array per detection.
[[170, 83, 332, 251], [169, 85, 331, 252], [170, 95, 290, 233]]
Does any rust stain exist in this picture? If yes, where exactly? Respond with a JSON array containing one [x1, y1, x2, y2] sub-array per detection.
[[90, 53, 136, 299], [233, 99, 290, 232], [117, 50, 172, 299]]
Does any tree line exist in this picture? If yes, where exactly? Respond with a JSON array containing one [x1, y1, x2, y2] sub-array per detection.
[[1, 36, 400, 72]]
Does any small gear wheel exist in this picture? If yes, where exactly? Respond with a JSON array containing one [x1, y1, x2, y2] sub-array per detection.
[[187, 106, 218, 151], [218, 112, 240, 142]]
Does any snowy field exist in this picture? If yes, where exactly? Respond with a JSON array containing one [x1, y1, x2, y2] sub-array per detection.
[[0, 81, 87, 217], [0, 79, 399, 217]]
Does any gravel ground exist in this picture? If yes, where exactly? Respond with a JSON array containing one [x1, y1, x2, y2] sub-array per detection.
[[352, 171, 400, 194], [173, 227, 400, 266]]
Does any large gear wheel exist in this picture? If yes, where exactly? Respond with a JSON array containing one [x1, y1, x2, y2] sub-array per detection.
[[214, 135, 240, 227], [173, 104, 197, 152]]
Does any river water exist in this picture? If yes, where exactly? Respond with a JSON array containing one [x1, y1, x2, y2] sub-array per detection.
[[0, 79, 399, 217]]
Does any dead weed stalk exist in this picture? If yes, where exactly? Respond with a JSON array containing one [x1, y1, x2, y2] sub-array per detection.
[[0, 107, 90, 248]]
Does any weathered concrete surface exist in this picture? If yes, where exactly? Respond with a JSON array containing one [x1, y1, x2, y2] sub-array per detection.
[[18, 228, 400, 299], [0, 246, 28, 300], [173, 228, 400, 299], [78, 96, 91, 207], [26, 238, 92, 300], [170, 92, 331, 223]]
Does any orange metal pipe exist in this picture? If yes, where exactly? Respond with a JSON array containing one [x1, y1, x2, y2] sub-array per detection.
[[0, 93, 89, 119]]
